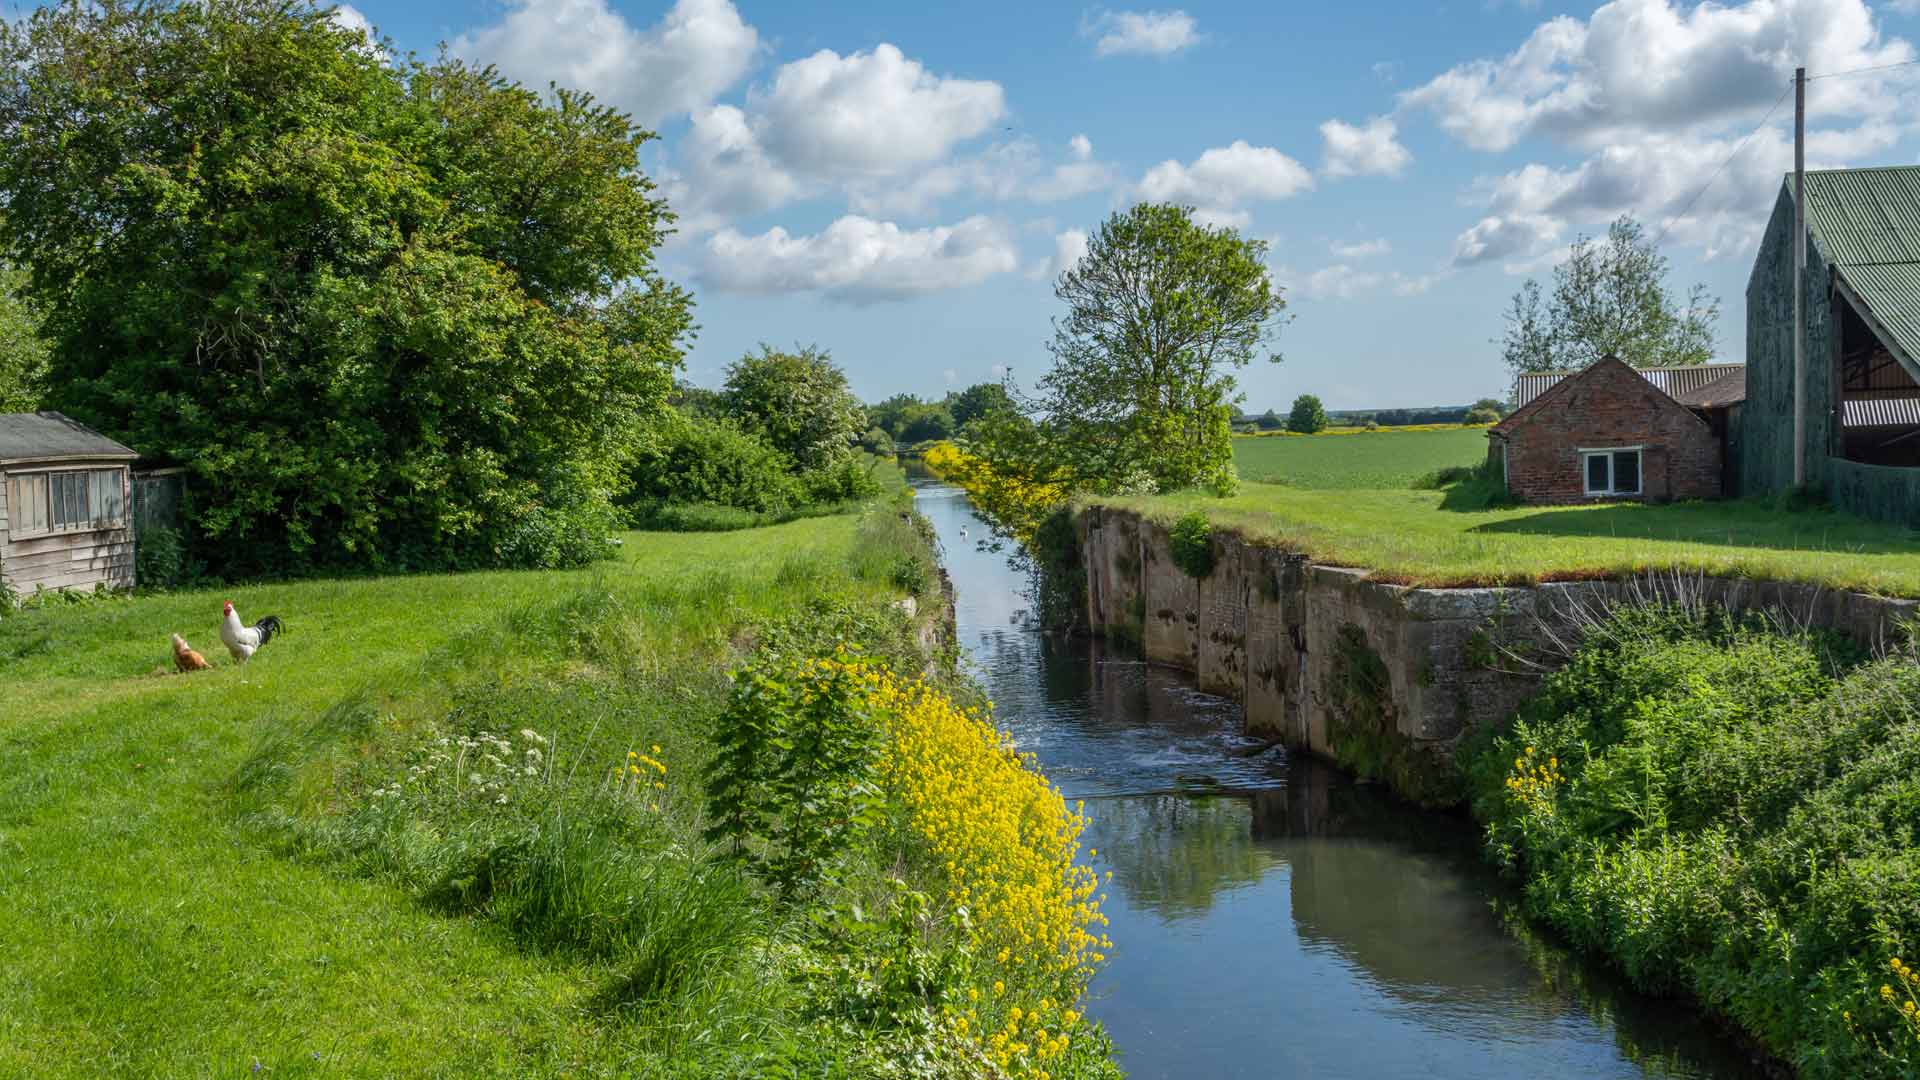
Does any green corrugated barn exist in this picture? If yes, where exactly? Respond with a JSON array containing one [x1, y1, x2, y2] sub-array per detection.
[[1744, 165, 1920, 526]]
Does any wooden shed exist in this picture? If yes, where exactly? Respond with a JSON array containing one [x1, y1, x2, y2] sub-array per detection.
[[0, 411, 138, 596]]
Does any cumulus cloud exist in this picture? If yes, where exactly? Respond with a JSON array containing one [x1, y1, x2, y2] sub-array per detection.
[[328, 3, 374, 40], [1402, 0, 1912, 153], [1136, 141, 1313, 223], [699, 215, 1020, 302], [1084, 9, 1201, 57], [1282, 262, 1444, 301], [1029, 228, 1090, 280], [1320, 116, 1412, 178], [754, 44, 1004, 179], [452, 0, 758, 127], [1330, 237, 1391, 258], [848, 136, 1114, 218], [1411, 0, 1920, 268], [1452, 120, 1903, 268], [661, 105, 806, 233]]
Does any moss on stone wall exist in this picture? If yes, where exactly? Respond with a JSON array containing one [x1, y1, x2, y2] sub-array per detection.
[[1327, 624, 1462, 807]]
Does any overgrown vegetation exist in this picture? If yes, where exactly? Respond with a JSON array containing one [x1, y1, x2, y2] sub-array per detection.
[[1, 501, 1121, 1077], [1168, 511, 1215, 579], [1461, 603, 1920, 1077]]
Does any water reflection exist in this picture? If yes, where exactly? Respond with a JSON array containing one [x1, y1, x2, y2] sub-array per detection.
[[912, 479, 1761, 1080]]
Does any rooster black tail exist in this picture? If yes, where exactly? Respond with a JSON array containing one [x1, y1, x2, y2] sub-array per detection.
[[253, 615, 284, 645]]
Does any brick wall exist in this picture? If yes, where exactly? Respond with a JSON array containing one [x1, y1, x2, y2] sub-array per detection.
[[1498, 358, 1722, 504]]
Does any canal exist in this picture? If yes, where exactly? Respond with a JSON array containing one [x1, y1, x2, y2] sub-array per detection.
[[913, 478, 1764, 1079]]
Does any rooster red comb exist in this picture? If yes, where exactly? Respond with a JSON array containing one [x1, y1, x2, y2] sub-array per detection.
[[223, 600, 234, 613]]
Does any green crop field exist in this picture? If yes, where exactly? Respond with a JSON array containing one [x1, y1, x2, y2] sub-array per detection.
[[1232, 428, 1489, 488]]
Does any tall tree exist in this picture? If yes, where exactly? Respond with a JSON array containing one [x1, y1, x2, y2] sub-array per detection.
[[994, 203, 1283, 499], [0, 0, 689, 573], [1500, 215, 1719, 374], [947, 381, 1013, 428], [1286, 394, 1327, 434]]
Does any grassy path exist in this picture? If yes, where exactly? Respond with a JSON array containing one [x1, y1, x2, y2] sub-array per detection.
[[0, 519, 869, 1077]]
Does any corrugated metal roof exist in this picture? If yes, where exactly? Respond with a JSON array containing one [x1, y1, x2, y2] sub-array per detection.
[[1802, 166, 1920, 268], [0, 412, 139, 462], [1844, 397, 1920, 428], [1513, 362, 1745, 409]]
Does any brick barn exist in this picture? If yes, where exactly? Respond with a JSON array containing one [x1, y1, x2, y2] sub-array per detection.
[[1487, 356, 1727, 504]]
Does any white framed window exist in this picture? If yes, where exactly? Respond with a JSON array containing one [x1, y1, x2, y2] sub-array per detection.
[[1580, 447, 1642, 496], [5, 467, 127, 538]]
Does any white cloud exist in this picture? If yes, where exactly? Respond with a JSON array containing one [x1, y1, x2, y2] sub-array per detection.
[[943, 368, 959, 384], [664, 105, 805, 232], [699, 215, 1019, 302], [328, 3, 374, 40], [1330, 237, 1391, 258], [848, 137, 1114, 218], [1282, 262, 1446, 301], [1401, 0, 1912, 153], [452, 0, 758, 127], [1320, 116, 1412, 178], [1030, 228, 1090, 280], [1413, 0, 1920, 267], [1136, 141, 1313, 224], [1084, 9, 1202, 57], [754, 44, 1004, 179], [1452, 119, 1903, 267]]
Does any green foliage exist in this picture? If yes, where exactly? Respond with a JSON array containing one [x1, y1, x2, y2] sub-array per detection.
[[626, 409, 799, 515], [1462, 604, 1920, 1077], [1501, 215, 1720, 374], [0, 264, 47, 411], [970, 203, 1280, 521], [134, 524, 188, 591], [1255, 408, 1283, 431], [859, 425, 894, 455], [704, 649, 885, 899], [797, 455, 883, 506], [947, 381, 1014, 429], [1464, 405, 1502, 425], [0, 0, 689, 576], [1168, 511, 1215, 579], [722, 344, 865, 470], [1286, 394, 1328, 434]]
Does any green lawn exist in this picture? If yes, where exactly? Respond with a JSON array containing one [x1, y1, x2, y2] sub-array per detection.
[[1100, 483, 1920, 596], [0, 516, 909, 1077], [1231, 427, 1489, 488]]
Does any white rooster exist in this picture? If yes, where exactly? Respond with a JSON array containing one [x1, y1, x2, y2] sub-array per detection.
[[220, 601, 284, 663]]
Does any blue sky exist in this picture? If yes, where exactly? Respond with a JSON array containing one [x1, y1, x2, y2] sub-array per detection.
[[329, 2, 1920, 408]]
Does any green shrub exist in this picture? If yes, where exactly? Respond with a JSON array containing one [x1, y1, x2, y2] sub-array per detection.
[[626, 410, 800, 515], [797, 456, 882, 505], [1464, 604, 1920, 1077], [1168, 511, 1215, 579], [134, 524, 187, 590]]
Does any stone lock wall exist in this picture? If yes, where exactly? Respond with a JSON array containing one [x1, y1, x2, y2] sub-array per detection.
[[1077, 504, 1920, 806]]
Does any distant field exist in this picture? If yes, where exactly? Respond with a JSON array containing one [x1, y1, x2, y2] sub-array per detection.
[[1232, 427, 1489, 488]]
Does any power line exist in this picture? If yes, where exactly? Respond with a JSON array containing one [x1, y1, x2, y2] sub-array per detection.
[[1807, 59, 1920, 81], [1649, 79, 1794, 251]]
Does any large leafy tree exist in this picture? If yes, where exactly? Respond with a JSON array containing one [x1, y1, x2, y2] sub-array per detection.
[[947, 381, 1013, 429], [1501, 215, 1719, 374], [721, 345, 864, 469], [1286, 394, 1327, 434], [0, 0, 690, 573], [985, 203, 1283, 503]]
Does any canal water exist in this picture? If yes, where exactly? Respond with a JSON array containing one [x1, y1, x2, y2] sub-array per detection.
[[912, 479, 1763, 1080]]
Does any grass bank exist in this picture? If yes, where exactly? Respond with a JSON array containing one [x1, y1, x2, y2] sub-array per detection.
[[0, 500, 1116, 1077], [1097, 483, 1920, 596]]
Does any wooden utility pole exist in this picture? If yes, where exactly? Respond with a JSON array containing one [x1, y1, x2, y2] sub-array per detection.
[[1793, 66, 1807, 489]]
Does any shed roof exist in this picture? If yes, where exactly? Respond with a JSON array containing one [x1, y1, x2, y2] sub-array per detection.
[[1491, 355, 1710, 441], [1670, 367, 1747, 408], [1801, 166, 1920, 380], [0, 412, 138, 463]]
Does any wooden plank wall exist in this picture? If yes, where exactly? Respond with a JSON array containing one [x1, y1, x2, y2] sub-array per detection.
[[0, 464, 135, 595]]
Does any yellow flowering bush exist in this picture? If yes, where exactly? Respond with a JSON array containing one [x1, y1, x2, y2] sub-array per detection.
[[923, 440, 1068, 542], [757, 652, 1112, 1077], [1504, 745, 1562, 816]]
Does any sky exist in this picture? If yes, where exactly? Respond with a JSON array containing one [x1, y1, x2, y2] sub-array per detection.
[[220, 1, 1920, 408]]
